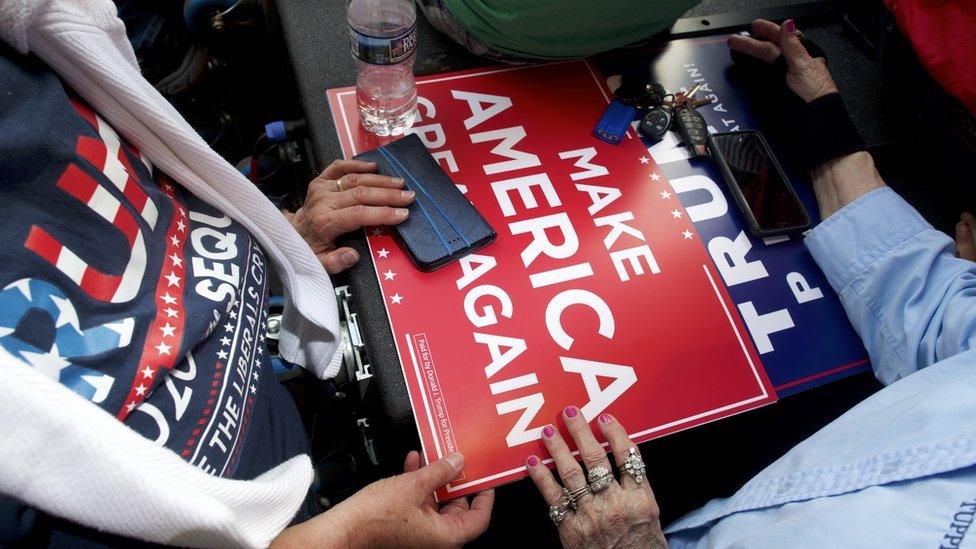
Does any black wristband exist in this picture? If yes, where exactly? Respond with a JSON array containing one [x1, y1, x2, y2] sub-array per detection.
[[794, 93, 865, 173]]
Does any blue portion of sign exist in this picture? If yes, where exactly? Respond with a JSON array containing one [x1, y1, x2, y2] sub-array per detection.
[[597, 36, 870, 396]]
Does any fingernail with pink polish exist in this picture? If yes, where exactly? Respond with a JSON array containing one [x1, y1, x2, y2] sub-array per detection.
[[785, 19, 796, 33], [564, 405, 578, 418], [599, 414, 612, 424], [527, 455, 539, 467], [543, 425, 555, 438]]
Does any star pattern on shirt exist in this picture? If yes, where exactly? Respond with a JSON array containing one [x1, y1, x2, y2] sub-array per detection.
[[383, 270, 397, 280], [164, 271, 181, 287], [163, 307, 179, 318], [217, 349, 228, 360], [639, 156, 650, 165], [671, 209, 684, 219], [220, 336, 232, 347], [135, 384, 147, 396], [154, 342, 172, 356], [176, 219, 186, 232], [377, 248, 390, 259], [169, 253, 183, 268], [683, 230, 694, 240], [141, 365, 155, 378], [224, 322, 234, 333], [650, 173, 661, 182], [229, 309, 238, 320], [160, 292, 177, 305], [170, 235, 181, 247], [390, 293, 404, 305], [160, 322, 176, 337], [660, 191, 672, 199]]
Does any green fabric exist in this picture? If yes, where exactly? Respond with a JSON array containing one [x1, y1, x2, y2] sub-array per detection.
[[440, 0, 699, 59]]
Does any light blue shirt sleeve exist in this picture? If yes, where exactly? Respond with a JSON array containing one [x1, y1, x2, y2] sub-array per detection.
[[804, 187, 976, 384], [664, 187, 976, 548]]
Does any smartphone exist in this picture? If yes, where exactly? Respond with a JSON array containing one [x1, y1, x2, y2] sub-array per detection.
[[708, 130, 811, 237]]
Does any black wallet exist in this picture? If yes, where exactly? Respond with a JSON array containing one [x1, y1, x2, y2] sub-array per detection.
[[354, 134, 496, 271]]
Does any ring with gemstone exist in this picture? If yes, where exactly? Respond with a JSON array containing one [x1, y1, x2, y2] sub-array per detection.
[[561, 485, 592, 510], [587, 465, 613, 493], [549, 504, 570, 526], [621, 447, 646, 485]]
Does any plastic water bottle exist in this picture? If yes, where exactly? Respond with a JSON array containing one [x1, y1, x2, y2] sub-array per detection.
[[347, 0, 418, 137]]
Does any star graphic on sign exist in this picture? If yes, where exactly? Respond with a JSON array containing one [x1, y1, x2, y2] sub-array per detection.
[[169, 253, 183, 268], [176, 219, 186, 232], [159, 323, 176, 337], [141, 365, 155, 378], [390, 293, 404, 305], [162, 183, 173, 192], [155, 342, 172, 356], [229, 309, 238, 319], [639, 156, 650, 165], [217, 349, 228, 360], [164, 271, 181, 287], [125, 401, 136, 413], [377, 248, 390, 259], [224, 322, 234, 333], [178, 206, 187, 218], [650, 173, 661, 182], [170, 235, 181, 247], [683, 230, 694, 240], [671, 209, 683, 219], [135, 384, 147, 396], [160, 293, 177, 305], [383, 270, 397, 280], [370, 228, 384, 237], [163, 307, 178, 318], [660, 190, 672, 199], [220, 336, 231, 347]]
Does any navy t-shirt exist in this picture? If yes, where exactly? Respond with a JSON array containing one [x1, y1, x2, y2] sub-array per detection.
[[0, 44, 314, 542]]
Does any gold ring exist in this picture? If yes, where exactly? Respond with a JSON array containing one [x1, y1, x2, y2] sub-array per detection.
[[335, 177, 345, 192]]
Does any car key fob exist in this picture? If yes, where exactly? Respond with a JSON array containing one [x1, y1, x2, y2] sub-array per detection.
[[638, 107, 672, 141], [674, 106, 709, 158]]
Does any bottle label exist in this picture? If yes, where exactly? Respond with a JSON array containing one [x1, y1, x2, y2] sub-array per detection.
[[349, 23, 417, 65]]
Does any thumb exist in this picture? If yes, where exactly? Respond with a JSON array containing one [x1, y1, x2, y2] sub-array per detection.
[[778, 19, 812, 67], [413, 453, 464, 494]]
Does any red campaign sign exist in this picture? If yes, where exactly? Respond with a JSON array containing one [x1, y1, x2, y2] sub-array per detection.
[[327, 60, 776, 500]]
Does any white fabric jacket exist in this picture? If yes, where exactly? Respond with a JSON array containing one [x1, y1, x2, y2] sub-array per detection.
[[0, 0, 343, 546]]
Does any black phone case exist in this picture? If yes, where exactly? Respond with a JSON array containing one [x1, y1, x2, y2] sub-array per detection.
[[707, 131, 811, 237], [354, 134, 496, 271]]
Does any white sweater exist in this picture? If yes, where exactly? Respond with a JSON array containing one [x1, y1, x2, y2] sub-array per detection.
[[0, 0, 344, 546]]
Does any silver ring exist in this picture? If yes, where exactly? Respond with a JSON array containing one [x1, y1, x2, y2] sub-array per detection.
[[587, 465, 613, 493], [560, 485, 592, 510], [621, 447, 646, 485], [335, 177, 345, 192], [549, 504, 570, 526]]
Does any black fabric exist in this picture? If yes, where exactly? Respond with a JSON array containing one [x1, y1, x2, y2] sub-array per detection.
[[793, 92, 866, 172]]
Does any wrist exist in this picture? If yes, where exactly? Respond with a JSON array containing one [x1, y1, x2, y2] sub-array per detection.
[[271, 505, 363, 549], [811, 151, 885, 219]]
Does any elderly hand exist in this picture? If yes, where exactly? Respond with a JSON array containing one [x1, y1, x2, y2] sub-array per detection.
[[727, 19, 838, 103], [286, 159, 416, 274], [956, 212, 976, 261], [525, 407, 666, 549], [273, 452, 494, 548]]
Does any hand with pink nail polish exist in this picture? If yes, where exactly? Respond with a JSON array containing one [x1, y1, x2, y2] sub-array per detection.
[[524, 412, 666, 549], [273, 451, 494, 548], [727, 19, 838, 103]]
